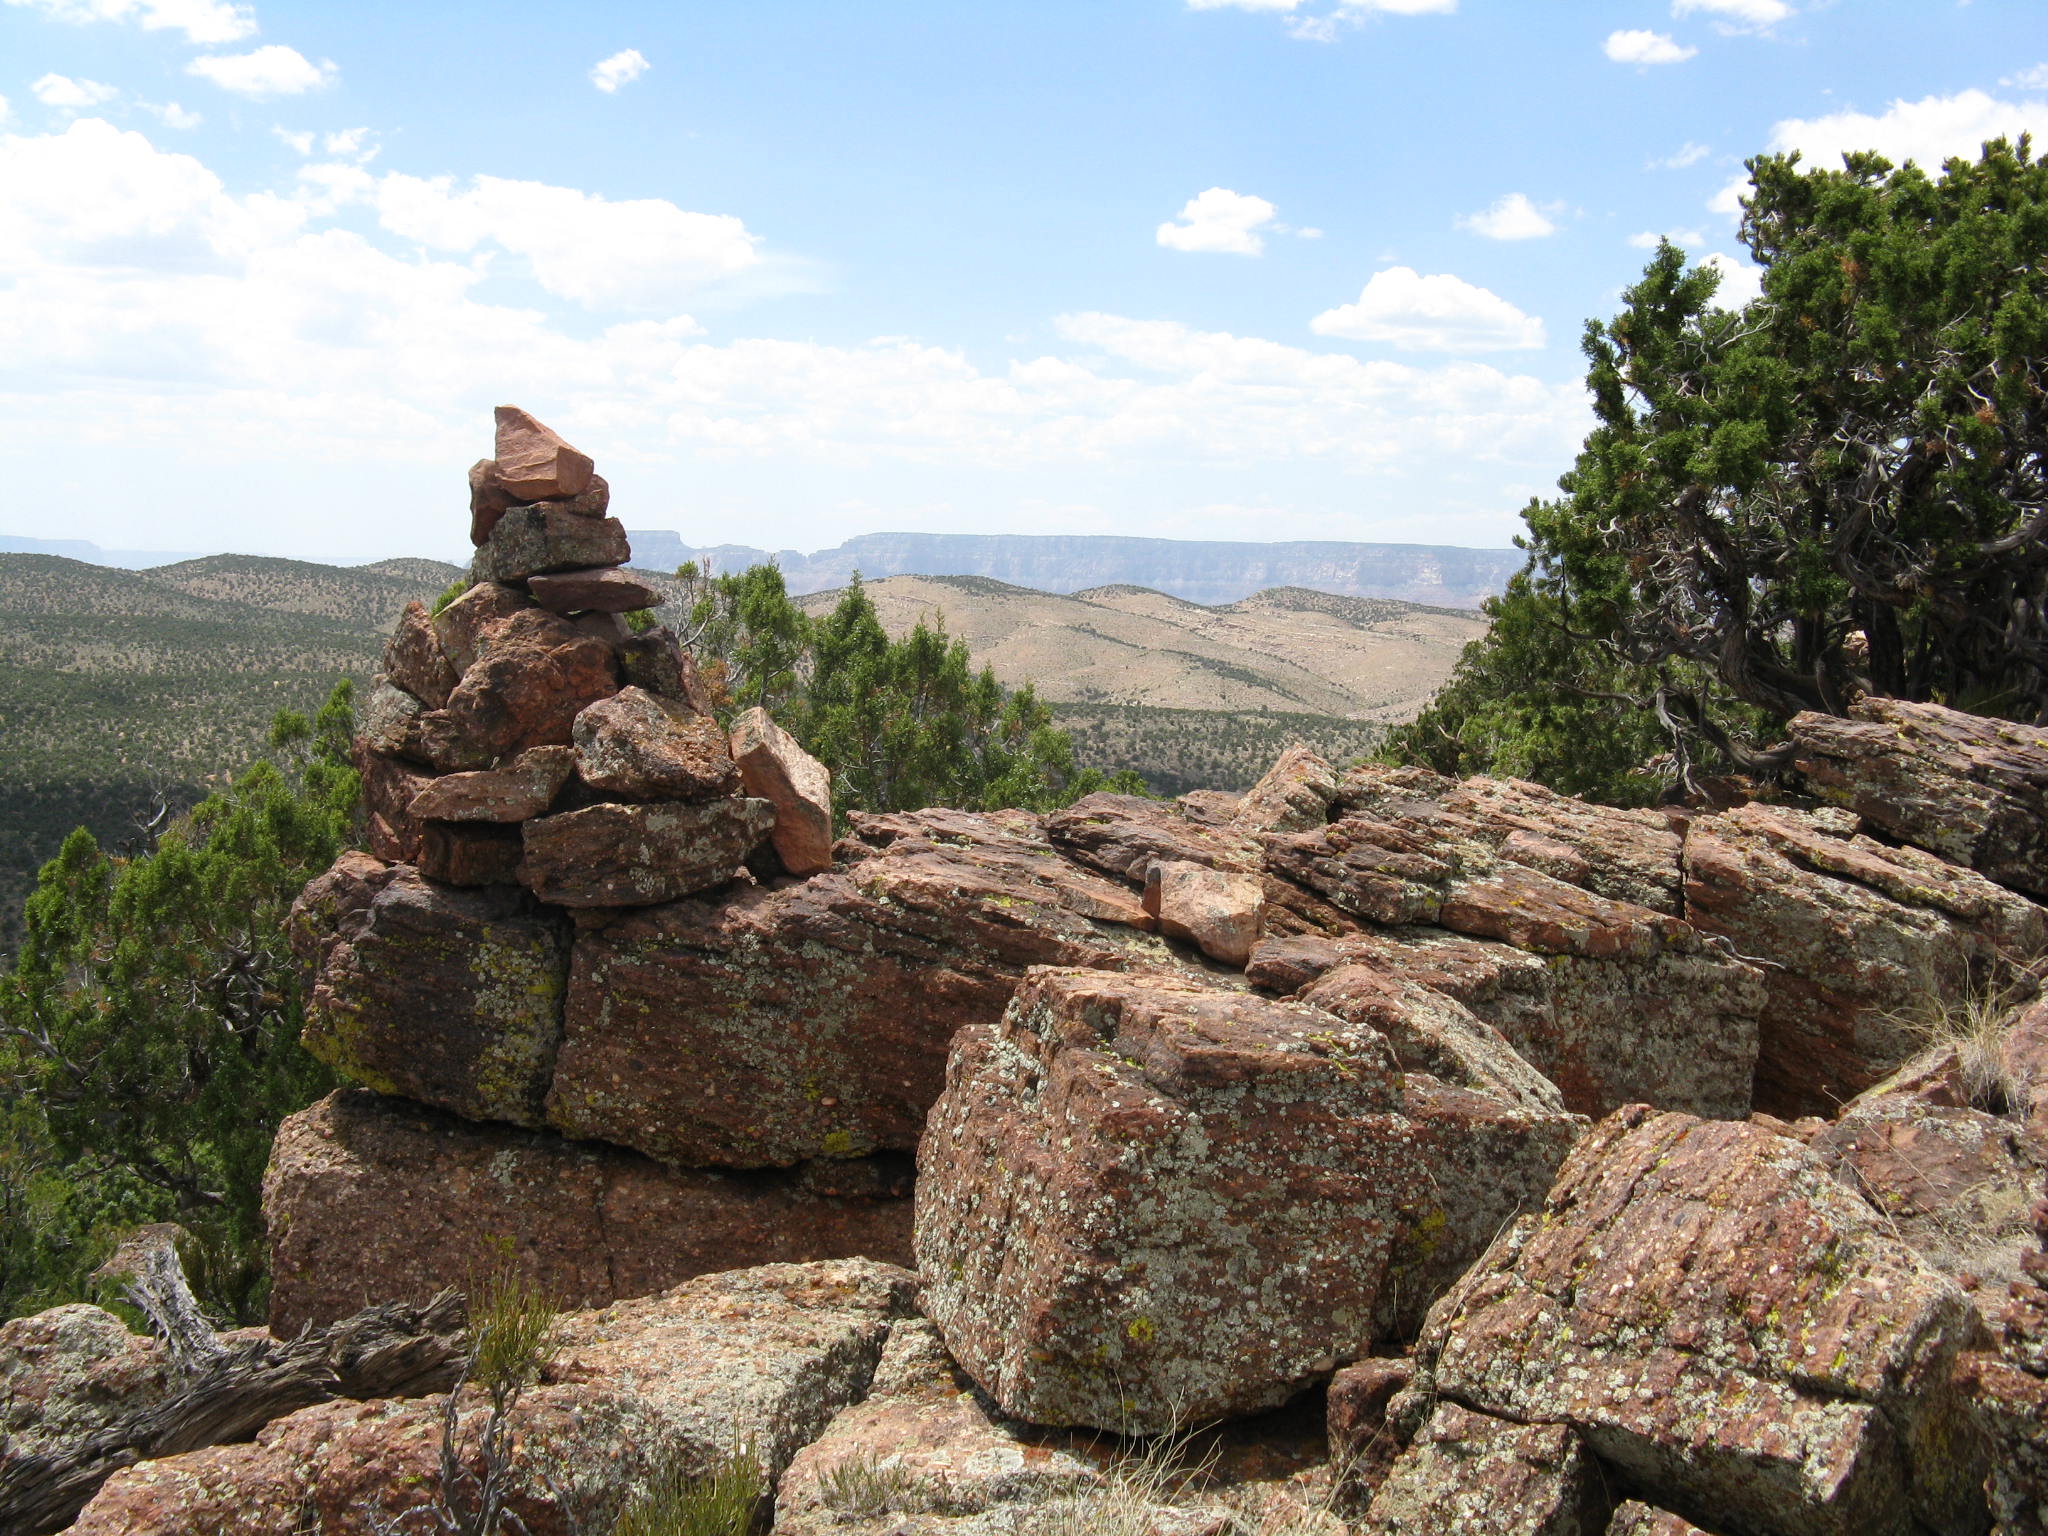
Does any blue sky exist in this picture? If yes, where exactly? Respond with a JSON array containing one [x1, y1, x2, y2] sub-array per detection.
[[2, 0, 2044, 563]]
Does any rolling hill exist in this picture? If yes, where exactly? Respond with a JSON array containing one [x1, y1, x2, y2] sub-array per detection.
[[0, 552, 1483, 946]]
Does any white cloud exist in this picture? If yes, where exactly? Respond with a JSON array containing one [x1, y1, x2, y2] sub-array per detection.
[[370, 173, 760, 309], [1672, 0, 1791, 33], [188, 45, 336, 98], [2003, 64, 2048, 91], [1456, 192, 1556, 241], [322, 126, 373, 159], [1701, 252, 1764, 309], [1713, 89, 2048, 216], [1186, 0, 1306, 9], [1651, 140, 1712, 169], [1605, 30, 1695, 66], [1628, 229, 1705, 249], [0, 118, 1587, 556], [142, 101, 202, 129], [273, 127, 313, 154], [0, 96, 9, 124], [1189, 0, 1454, 39], [1310, 267, 1545, 352], [590, 48, 649, 93], [3, 0, 255, 43], [1156, 187, 1278, 256], [32, 73, 119, 108]]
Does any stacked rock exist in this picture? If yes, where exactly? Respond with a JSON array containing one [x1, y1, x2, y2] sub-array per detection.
[[356, 405, 835, 905]]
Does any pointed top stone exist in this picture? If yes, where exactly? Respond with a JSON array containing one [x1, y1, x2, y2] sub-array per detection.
[[493, 405, 594, 501]]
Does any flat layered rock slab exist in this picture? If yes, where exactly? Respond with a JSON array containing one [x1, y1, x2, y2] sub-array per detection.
[[546, 815, 1178, 1168], [1684, 802, 2047, 1117], [1416, 1106, 1991, 1536], [915, 967, 1579, 1432], [1791, 697, 2048, 897], [471, 504, 630, 583], [264, 1090, 915, 1336], [289, 853, 571, 1128], [1360, 1402, 1608, 1536], [520, 796, 774, 907], [71, 1260, 919, 1536]]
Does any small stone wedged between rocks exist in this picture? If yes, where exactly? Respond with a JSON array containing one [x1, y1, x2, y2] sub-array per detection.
[[1359, 1401, 1609, 1536]]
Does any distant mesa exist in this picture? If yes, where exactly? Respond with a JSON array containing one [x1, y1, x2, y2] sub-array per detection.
[[627, 529, 1521, 609]]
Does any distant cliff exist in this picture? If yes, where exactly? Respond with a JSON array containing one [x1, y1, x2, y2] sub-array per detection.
[[626, 531, 1520, 608]]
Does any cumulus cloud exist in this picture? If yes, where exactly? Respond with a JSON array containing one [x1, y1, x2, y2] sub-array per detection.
[[1651, 140, 1712, 169], [1605, 29, 1695, 65], [2, 0, 255, 43], [0, 117, 1588, 555], [590, 48, 649, 93], [1627, 229, 1706, 249], [143, 101, 203, 129], [188, 45, 336, 98], [1700, 252, 1764, 308], [1310, 267, 1545, 351], [31, 73, 119, 107], [1711, 88, 2048, 216], [1156, 188, 1278, 256], [1456, 192, 1556, 241], [2003, 64, 2048, 91], [368, 172, 761, 309], [1187, 0, 1454, 40], [1673, 0, 1791, 33]]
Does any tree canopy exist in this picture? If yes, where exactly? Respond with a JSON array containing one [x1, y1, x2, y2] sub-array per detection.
[[1391, 137, 2048, 800], [0, 685, 356, 1322], [678, 563, 1146, 816]]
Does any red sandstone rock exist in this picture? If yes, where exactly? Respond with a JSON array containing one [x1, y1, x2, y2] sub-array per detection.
[[1326, 1357, 1414, 1492], [415, 821, 523, 887], [1048, 791, 1262, 879], [1360, 1402, 1607, 1535], [1606, 1503, 1710, 1535], [0, 1304, 167, 1466], [731, 706, 835, 875], [290, 852, 571, 1128], [419, 610, 620, 773], [263, 1090, 913, 1335], [616, 625, 708, 710], [429, 580, 533, 675], [353, 745, 432, 864], [1811, 1050, 2045, 1292], [381, 601, 458, 709], [357, 678, 427, 762], [1415, 1105, 1991, 1536], [544, 811, 1179, 1168], [525, 566, 660, 614], [775, 1317, 1108, 1536], [1791, 697, 2048, 897], [520, 797, 773, 907], [406, 745, 574, 823], [469, 461, 612, 545], [914, 967, 1579, 1432], [493, 405, 594, 501], [1233, 743, 1339, 835], [1683, 801, 2046, 1116], [472, 505, 630, 583], [1143, 859, 1264, 966], [72, 1260, 918, 1536], [572, 686, 738, 802]]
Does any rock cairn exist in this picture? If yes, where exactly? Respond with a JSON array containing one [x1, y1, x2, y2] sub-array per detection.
[[38, 418, 2032, 1532]]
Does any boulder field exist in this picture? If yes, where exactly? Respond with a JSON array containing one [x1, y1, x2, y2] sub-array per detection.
[[12, 410, 2048, 1534]]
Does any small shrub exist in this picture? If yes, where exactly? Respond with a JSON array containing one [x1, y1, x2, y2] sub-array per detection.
[[432, 578, 472, 616], [1894, 976, 2034, 1114], [816, 1452, 927, 1520], [624, 609, 657, 634], [611, 1444, 765, 1536]]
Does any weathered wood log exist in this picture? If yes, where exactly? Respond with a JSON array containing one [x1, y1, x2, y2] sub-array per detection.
[[0, 1229, 465, 1536]]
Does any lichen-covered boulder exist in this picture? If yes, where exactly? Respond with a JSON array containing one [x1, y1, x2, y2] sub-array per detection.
[[1359, 1403, 1608, 1536], [1413, 1105, 1991, 1536], [774, 1318, 1108, 1536], [289, 852, 571, 1127], [1232, 743, 1338, 834], [1684, 801, 2046, 1116], [519, 797, 774, 907], [429, 580, 532, 674], [264, 1090, 914, 1335], [914, 967, 1580, 1432], [71, 1260, 919, 1536], [1791, 696, 2048, 897], [0, 1305, 166, 1466], [407, 745, 574, 822], [471, 504, 630, 583], [545, 811, 1174, 1167], [382, 599, 458, 709], [1144, 859, 1264, 966], [571, 686, 738, 803]]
